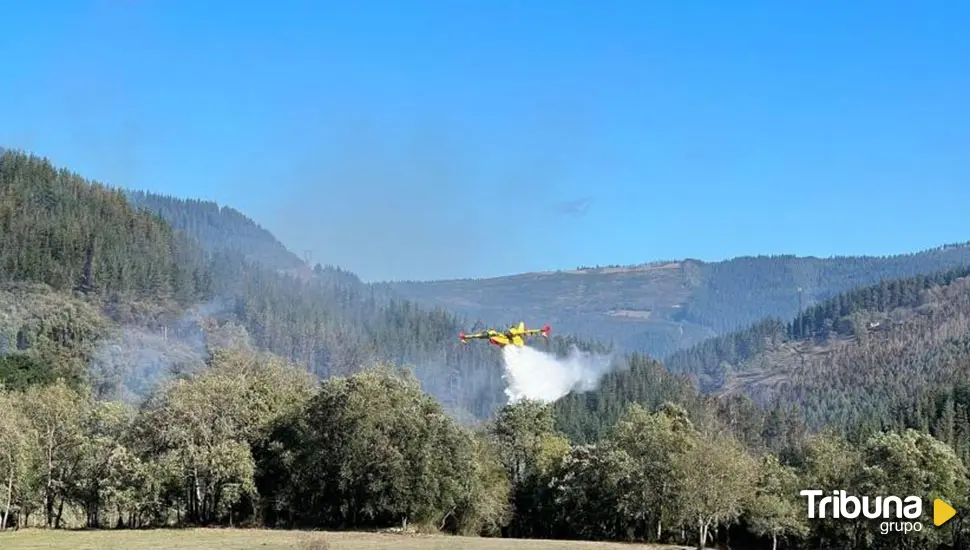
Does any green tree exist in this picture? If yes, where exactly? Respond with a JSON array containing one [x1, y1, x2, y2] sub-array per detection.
[[610, 402, 697, 542], [796, 432, 864, 548], [19, 379, 90, 528], [747, 454, 808, 550], [0, 388, 39, 529], [70, 401, 136, 528], [488, 399, 571, 537], [675, 431, 758, 549], [857, 429, 968, 549], [546, 443, 638, 541], [450, 432, 511, 536], [283, 368, 483, 531]]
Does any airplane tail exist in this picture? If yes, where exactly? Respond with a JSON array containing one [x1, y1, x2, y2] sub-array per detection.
[[459, 332, 467, 344], [541, 323, 551, 338]]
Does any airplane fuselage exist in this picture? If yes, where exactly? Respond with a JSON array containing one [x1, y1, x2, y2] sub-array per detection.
[[487, 332, 526, 347]]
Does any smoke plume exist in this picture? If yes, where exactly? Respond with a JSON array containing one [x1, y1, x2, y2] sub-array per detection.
[[88, 298, 243, 403], [501, 344, 614, 404]]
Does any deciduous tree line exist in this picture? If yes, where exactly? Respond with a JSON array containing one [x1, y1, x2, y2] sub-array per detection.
[[2, 345, 968, 550]]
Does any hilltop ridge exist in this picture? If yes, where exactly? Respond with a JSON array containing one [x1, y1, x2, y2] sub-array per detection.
[[124, 190, 307, 272], [388, 246, 970, 358]]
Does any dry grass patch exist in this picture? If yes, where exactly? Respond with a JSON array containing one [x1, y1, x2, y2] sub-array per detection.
[[0, 528, 689, 550]]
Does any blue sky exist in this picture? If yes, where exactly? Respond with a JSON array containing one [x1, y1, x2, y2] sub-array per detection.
[[3, 1, 969, 282]]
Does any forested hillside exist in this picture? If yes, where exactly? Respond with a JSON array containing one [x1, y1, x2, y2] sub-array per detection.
[[389, 247, 970, 359], [679, 265, 970, 434], [124, 190, 305, 272], [0, 152, 209, 307], [555, 263, 970, 453]]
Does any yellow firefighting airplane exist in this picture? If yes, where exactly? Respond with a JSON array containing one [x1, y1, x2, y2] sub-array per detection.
[[459, 322, 551, 348]]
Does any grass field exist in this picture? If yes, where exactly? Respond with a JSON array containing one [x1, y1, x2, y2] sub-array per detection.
[[1, 528, 689, 550]]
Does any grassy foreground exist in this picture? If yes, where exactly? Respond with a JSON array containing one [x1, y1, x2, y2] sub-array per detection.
[[0, 528, 688, 550]]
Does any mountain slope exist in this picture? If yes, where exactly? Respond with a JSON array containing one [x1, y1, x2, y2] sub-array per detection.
[[125, 190, 306, 272], [0, 151, 210, 309], [0, 151, 505, 418], [698, 266, 970, 430], [555, 263, 970, 443], [387, 248, 970, 358]]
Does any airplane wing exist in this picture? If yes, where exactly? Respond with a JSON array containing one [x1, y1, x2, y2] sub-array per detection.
[[515, 323, 552, 338]]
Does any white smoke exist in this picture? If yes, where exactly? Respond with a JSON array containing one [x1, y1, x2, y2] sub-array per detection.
[[501, 344, 615, 403], [87, 297, 243, 403]]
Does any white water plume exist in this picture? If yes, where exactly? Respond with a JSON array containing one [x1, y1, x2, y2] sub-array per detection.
[[501, 344, 614, 403]]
